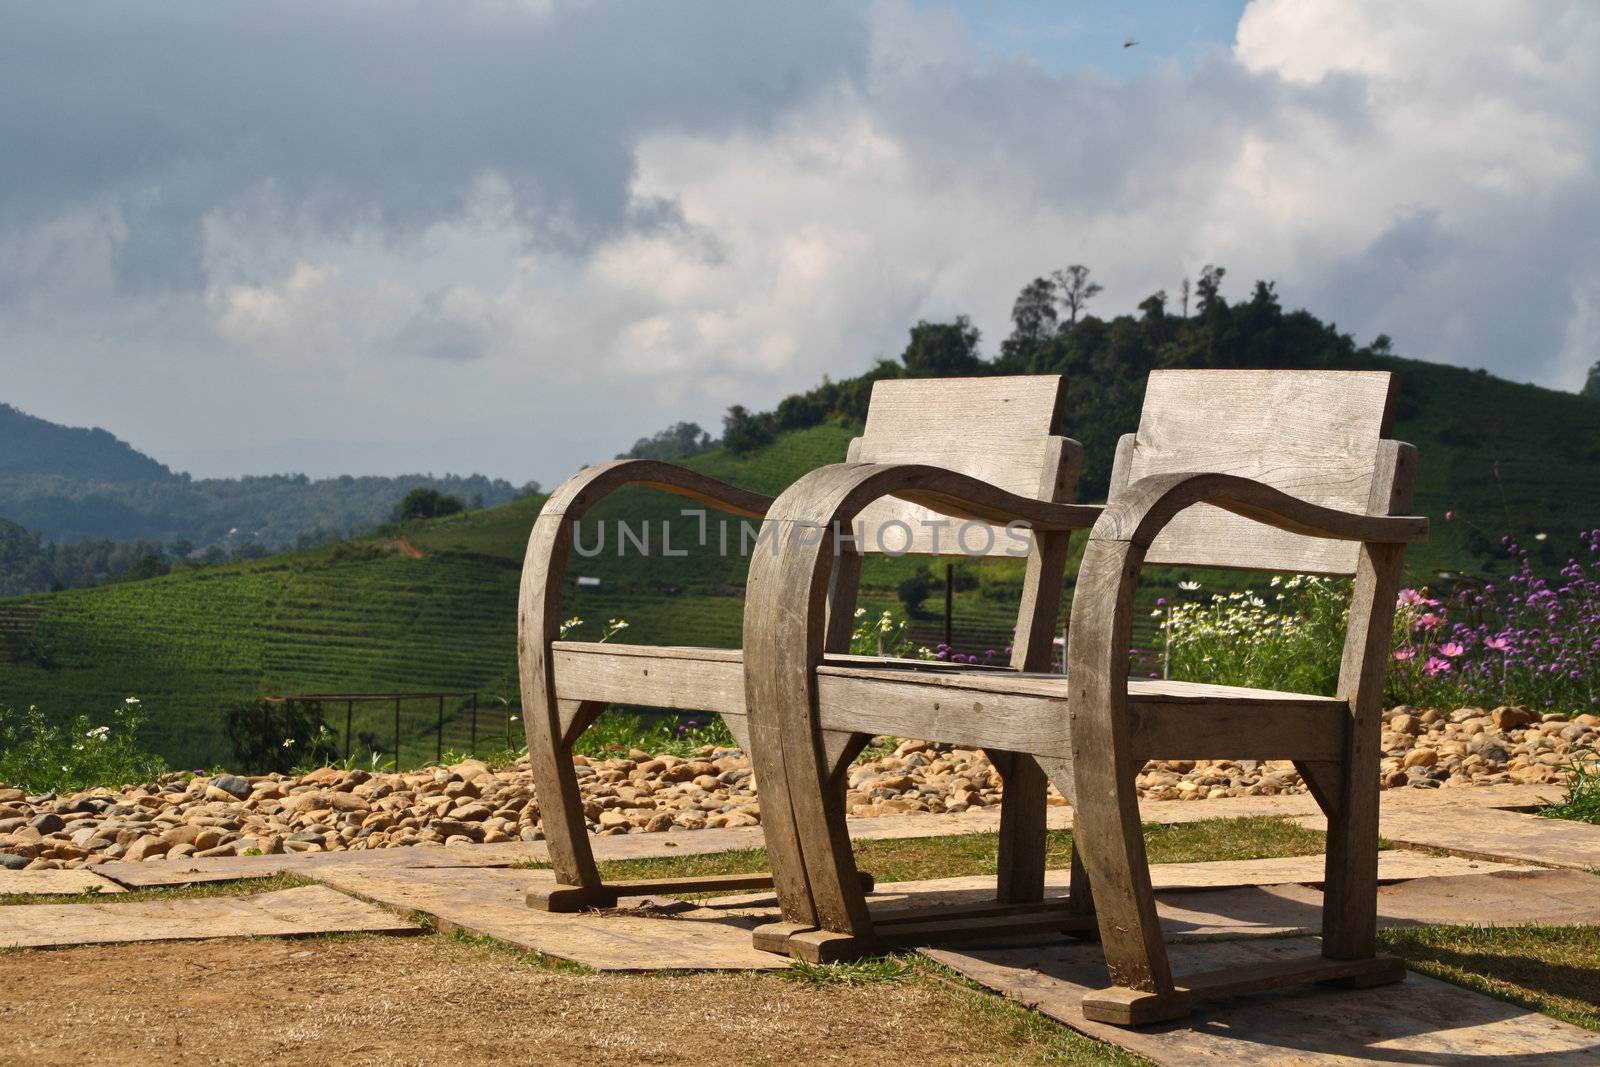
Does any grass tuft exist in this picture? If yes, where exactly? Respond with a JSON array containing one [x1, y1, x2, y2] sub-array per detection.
[[781, 956, 913, 986], [1539, 746, 1600, 825]]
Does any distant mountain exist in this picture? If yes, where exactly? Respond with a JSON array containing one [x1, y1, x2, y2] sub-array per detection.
[[0, 403, 527, 551], [0, 403, 173, 482]]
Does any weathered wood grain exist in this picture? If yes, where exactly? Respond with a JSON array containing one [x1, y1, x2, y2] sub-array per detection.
[[1111, 369, 1402, 574], [850, 375, 1077, 556]]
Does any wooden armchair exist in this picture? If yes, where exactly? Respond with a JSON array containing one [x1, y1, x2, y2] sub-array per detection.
[[741, 369, 1427, 1026], [517, 375, 1084, 911]]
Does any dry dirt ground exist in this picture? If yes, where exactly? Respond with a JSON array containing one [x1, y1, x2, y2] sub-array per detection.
[[0, 933, 1127, 1067]]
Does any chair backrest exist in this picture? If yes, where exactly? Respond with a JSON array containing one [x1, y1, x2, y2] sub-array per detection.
[[848, 375, 1080, 557], [1108, 369, 1414, 576]]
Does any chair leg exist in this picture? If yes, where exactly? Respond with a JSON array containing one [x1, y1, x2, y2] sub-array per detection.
[[993, 751, 1049, 904], [1065, 820, 1097, 937], [524, 699, 614, 911], [1041, 755, 1186, 1025], [1319, 758, 1382, 961]]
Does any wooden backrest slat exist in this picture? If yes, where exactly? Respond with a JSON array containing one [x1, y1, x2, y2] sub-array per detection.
[[851, 375, 1077, 556], [1111, 369, 1406, 575]]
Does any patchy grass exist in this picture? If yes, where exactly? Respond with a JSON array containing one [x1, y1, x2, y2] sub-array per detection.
[[781, 956, 914, 986], [913, 956, 1155, 1066], [528, 816, 1327, 888], [443, 926, 593, 974], [1379, 924, 1600, 1032], [0, 872, 312, 907]]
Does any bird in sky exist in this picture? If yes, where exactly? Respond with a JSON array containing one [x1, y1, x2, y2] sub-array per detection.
[[1124, 38, 1139, 48]]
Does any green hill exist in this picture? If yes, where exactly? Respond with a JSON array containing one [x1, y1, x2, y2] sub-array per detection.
[[5, 277, 1599, 770]]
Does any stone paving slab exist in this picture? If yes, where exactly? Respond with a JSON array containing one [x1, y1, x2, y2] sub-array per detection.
[[1359, 806, 1600, 870], [925, 936, 1600, 1066], [313, 865, 784, 971], [0, 884, 417, 949], [90, 782, 1559, 890], [0, 869, 125, 896], [1145, 868, 1600, 941]]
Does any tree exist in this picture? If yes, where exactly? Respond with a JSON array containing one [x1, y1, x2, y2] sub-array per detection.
[[1137, 290, 1168, 322], [1178, 277, 1191, 318], [721, 405, 774, 455], [1051, 265, 1102, 327], [1584, 360, 1600, 400], [1196, 264, 1227, 314], [900, 316, 984, 376], [394, 487, 464, 521], [622, 421, 714, 461], [1001, 277, 1058, 361]]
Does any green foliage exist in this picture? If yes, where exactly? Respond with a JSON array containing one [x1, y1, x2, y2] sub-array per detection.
[[621, 421, 714, 461], [571, 709, 735, 759], [394, 487, 466, 521], [0, 698, 166, 793], [1160, 576, 1350, 695], [1584, 360, 1600, 400], [719, 404, 774, 455], [848, 607, 924, 659], [224, 699, 341, 774], [0, 517, 183, 597], [1540, 747, 1600, 825], [900, 316, 984, 375]]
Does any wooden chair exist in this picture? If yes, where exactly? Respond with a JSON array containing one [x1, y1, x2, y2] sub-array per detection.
[[741, 368, 1427, 1026], [517, 375, 1085, 911]]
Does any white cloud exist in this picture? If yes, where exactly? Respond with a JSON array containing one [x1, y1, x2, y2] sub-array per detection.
[[0, 0, 1595, 484]]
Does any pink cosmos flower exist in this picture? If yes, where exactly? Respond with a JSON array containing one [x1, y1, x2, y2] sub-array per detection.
[[1440, 642, 1464, 657], [1416, 613, 1443, 631], [1484, 635, 1511, 652], [1423, 656, 1452, 676], [1393, 649, 1417, 662], [1397, 589, 1426, 607]]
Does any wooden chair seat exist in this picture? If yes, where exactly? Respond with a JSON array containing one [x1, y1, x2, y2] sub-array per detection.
[[550, 640, 1012, 750], [811, 664, 1350, 765]]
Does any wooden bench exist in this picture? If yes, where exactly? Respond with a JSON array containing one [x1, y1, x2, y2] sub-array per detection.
[[740, 368, 1427, 1026], [518, 375, 1087, 910]]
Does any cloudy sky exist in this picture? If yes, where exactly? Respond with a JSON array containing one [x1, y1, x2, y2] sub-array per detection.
[[3, 0, 1596, 484]]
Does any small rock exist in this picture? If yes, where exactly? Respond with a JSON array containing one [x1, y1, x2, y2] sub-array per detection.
[[28, 812, 65, 835], [1491, 705, 1541, 731]]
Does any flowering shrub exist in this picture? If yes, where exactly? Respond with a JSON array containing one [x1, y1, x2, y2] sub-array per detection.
[[1160, 576, 1350, 695], [0, 698, 167, 793], [1389, 531, 1600, 711], [1160, 530, 1600, 713]]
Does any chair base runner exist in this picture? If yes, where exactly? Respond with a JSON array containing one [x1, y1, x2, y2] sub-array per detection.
[[527, 870, 875, 913], [753, 901, 1098, 963], [1080, 952, 1406, 1027]]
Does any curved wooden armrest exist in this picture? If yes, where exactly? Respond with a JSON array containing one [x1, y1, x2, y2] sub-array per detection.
[[1089, 472, 1428, 549], [536, 459, 773, 522], [768, 461, 1102, 535]]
